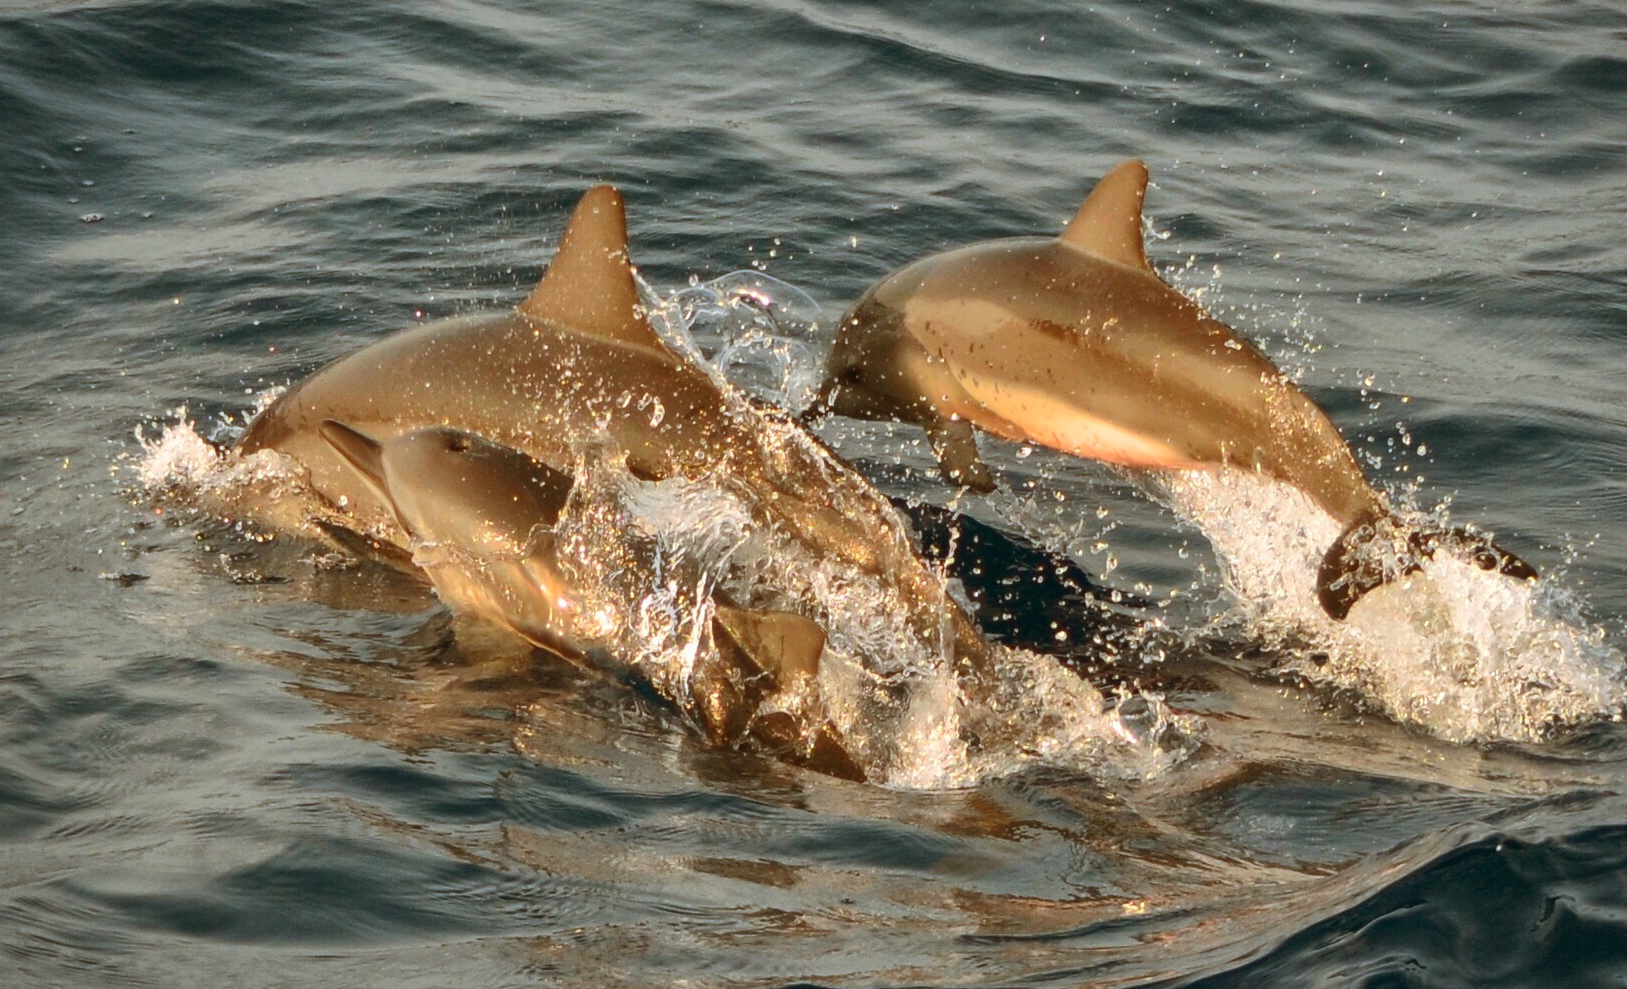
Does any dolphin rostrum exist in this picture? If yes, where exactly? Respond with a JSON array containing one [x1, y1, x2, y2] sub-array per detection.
[[317, 419, 865, 779], [810, 159, 1535, 619]]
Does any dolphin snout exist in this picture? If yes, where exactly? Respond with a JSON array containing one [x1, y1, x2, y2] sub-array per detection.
[[317, 419, 388, 493]]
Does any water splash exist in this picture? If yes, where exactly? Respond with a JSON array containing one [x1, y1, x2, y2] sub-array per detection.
[[578, 445, 1199, 788], [132, 405, 362, 546], [646, 270, 828, 414], [133, 406, 222, 490], [1159, 469, 1626, 743]]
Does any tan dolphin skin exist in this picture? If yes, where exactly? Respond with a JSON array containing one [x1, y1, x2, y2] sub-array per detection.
[[238, 185, 997, 737], [316, 421, 582, 657], [811, 160, 1534, 619], [317, 421, 864, 779]]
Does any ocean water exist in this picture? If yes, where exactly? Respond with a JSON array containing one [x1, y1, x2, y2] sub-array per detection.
[[4, 0, 1627, 986]]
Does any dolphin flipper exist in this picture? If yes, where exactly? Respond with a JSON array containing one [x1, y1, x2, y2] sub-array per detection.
[[696, 604, 822, 748], [711, 604, 827, 686], [1317, 516, 1539, 620], [925, 415, 996, 493], [708, 604, 865, 781], [307, 517, 419, 570]]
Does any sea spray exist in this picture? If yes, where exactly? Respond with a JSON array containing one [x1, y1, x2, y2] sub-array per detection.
[[1159, 468, 1626, 742]]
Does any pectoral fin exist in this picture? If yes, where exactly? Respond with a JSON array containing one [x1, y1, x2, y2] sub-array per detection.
[[699, 604, 824, 746], [703, 605, 861, 781], [308, 517, 418, 570], [925, 416, 996, 493], [692, 604, 794, 746]]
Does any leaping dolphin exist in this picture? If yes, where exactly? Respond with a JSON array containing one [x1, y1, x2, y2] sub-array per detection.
[[808, 159, 1536, 619], [239, 185, 982, 653], [316, 420, 864, 779], [235, 185, 1016, 773]]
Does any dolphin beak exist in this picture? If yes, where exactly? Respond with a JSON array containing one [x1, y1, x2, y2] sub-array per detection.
[[318, 419, 388, 494]]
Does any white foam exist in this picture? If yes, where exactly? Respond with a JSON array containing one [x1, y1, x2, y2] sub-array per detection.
[[1160, 469, 1626, 742], [133, 403, 351, 550], [134, 407, 223, 490]]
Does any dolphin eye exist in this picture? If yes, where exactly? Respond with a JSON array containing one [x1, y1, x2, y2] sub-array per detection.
[[447, 435, 472, 453]]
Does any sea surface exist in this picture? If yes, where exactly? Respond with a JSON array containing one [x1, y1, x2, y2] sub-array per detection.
[[4, 1, 1627, 986]]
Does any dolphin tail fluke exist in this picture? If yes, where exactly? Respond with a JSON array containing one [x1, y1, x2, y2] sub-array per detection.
[[925, 416, 996, 494], [1316, 514, 1538, 620]]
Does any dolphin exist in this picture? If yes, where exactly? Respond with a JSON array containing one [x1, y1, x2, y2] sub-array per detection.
[[238, 184, 988, 664], [316, 419, 865, 779], [809, 159, 1535, 619], [234, 184, 1030, 783]]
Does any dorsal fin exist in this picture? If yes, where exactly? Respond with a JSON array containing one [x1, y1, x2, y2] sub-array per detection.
[[520, 185, 667, 351], [1057, 159, 1152, 272]]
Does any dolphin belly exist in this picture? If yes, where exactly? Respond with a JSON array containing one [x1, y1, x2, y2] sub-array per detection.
[[949, 369, 1206, 471]]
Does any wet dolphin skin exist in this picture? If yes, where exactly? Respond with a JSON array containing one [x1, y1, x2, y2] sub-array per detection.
[[812, 160, 1535, 618]]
